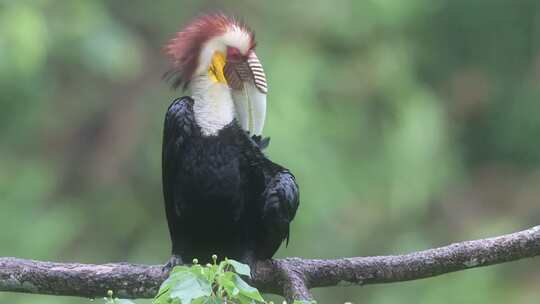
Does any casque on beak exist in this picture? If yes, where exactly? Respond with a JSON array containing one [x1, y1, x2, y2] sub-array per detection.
[[224, 48, 267, 94], [207, 48, 268, 136]]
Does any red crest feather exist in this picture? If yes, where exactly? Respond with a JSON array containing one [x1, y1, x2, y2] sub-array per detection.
[[164, 13, 255, 90]]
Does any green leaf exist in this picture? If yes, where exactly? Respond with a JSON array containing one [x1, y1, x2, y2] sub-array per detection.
[[292, 301, 317, 304], [154, 266, 192, 304], [153, 283, 171, 304], [202, 297, 224, 304], [152, 289, 168, 304], [217, 260, 227, 274], [116, 300, 137, 304], [232, 274, 265, 302], [226, 259, 251, 277], [191, 297, 211, 304], [162, 266, 193, 291], [170, 272, 212, 304], [190, 264, 205, 276], [236, 294, 257, 304], [171, 266, 192, 274], [202, 263, 218, 283], [217, 272, 239, 297]]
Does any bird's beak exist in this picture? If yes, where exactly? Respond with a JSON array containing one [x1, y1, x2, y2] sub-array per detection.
[[224, 51, 268, 136]]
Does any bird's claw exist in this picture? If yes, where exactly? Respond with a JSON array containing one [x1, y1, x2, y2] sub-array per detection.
[[162, 254, 184, 272], [240, 250, 257, 269]]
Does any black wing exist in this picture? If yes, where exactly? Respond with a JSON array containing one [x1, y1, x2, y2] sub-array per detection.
[[256, 164, 300, 259], [162, 97, 195, 253]]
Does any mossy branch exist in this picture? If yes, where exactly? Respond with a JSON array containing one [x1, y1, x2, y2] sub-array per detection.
[[1, 225, 539, 301]]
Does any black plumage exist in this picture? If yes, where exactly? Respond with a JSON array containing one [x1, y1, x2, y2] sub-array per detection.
[[162, 97, 299, 265]]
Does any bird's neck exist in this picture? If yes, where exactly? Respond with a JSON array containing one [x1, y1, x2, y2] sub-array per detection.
[[190, 75, 235, 136]]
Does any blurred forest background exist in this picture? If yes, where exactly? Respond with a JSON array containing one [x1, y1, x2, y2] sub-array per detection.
[[1, 0, 540, 303]]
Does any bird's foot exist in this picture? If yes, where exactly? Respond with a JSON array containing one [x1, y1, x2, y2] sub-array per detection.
[[162, 254, 184, 272], [239, 251, 257, 271]]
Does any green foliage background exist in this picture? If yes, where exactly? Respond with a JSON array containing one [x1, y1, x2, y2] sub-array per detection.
[[1, 0, 540, 303]]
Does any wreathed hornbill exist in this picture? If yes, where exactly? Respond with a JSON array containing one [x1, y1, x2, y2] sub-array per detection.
[[161, 14, 299, 266]]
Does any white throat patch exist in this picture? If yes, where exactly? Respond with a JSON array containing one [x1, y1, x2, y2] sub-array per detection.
[[190, 75, 235, 136]]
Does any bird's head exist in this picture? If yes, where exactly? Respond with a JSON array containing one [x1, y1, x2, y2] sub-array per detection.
[[165, 14, 268, 136]]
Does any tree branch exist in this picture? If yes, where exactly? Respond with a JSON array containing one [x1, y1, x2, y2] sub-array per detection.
[[1, 225, 539, 302]]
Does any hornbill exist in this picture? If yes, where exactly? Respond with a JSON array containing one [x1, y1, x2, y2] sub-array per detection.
[[161, 14, 299, 266]]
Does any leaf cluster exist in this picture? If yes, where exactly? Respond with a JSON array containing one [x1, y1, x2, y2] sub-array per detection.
[[153, 257, 266, 304]]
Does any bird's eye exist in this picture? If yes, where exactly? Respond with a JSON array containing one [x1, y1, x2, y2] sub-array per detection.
[[227, 47, 242, 60]]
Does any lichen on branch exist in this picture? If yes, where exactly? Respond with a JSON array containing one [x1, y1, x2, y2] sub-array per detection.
[[0, 225, 539, 301]]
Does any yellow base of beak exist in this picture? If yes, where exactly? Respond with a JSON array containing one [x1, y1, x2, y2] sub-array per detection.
[[208, 52, 227, 84]]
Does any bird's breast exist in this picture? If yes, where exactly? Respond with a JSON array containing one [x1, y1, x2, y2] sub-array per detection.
[[179, 131, 249, 212]]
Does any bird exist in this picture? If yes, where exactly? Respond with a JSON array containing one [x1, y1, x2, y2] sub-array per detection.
[[161, 14, 299, 267]]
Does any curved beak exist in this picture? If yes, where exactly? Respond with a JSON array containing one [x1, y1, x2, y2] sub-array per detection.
[[224, 51, 268, 136]]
